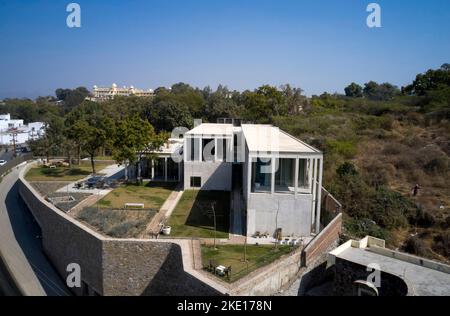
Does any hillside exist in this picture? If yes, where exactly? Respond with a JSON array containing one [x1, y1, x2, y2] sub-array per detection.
[[274, 94, 450, 263]]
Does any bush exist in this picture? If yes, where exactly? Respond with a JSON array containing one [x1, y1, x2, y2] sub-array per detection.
[[327, 140, 357, 159], [403, 236, 428, 257], [410, 208, 436, 228], [424, 157, 449, 173], [432, 233, 450, 258], [336, 162, 358, 177]]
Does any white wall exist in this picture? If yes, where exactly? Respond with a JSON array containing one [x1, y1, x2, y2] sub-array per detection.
[[247, 193, 313, 237], [183, 161, 232, 191]]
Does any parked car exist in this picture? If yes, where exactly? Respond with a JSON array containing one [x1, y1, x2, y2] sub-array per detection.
[[0, 160, 7, 166]]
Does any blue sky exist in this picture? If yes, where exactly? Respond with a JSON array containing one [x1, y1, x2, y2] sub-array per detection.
[[0, 0, 449, 98]]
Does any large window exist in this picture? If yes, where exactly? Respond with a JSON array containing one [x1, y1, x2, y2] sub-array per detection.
[[187, 137, 200, 162], [251, 158, 272, 193], [216, 138, 226, 161], [275, 158, 295, 193], [202, 138, 215, 162], [298, 159, 310, 190]]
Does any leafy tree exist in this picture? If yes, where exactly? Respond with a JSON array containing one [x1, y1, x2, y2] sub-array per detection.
[[66, 101, 114, 173], [344, 82, 363, 98], [144, 99, 193, 132], [280, 84, 307, 114], [55, 87, 90, 111], [363, 81, 399, 101], [29, 115, 65, 162], [403, 63, 450, 96], [113, 115, 167, 182]]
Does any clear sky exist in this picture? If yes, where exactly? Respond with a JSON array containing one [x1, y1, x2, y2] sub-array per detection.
[[0, 0, 449, 98]]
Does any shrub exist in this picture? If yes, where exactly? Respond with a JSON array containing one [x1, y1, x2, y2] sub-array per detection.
[[403, 236, 428, 257], [432, 233, 450, 258], [326, 140, 357, 159], [336, 162, 358, 177], [410, 208, 436, 228], [424, 157, 449, 173]]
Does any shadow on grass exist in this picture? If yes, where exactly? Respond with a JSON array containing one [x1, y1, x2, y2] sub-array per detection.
[[40, 168, 91, 178], [184, 191, 230, 235]]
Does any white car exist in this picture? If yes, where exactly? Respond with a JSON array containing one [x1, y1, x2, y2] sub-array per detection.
[[0, 160, 6, 166]]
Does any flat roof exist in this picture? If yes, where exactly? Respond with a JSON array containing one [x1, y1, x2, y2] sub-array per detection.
[[335, 246, 450, 296], [241, 124, 320, 154], [185, 123, 233, 137]]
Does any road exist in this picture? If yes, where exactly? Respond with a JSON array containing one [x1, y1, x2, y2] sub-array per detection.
[[0, 164, 71, 296], [0, 149, 15, 163]]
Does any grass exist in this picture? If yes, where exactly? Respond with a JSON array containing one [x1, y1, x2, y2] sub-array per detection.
[[25, 161, 112, 182], [167, 190, 230, 238], [201, 244, 293, 283], [95, 181, 176, 210]]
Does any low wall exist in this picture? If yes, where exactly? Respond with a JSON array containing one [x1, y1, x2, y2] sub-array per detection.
[[18, 164, 221, 296], [303, 213, 342, 267], [230, 248, 303, 296]]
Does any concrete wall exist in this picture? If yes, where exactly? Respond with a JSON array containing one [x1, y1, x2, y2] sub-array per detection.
[[230, 248, 303, 296], [18, 166, 222, 296], [184, 161, 232, 191], [247, 193, 313, 237]]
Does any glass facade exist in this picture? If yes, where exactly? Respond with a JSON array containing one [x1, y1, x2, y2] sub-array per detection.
[[298, 159, 310, 189], [275, 158, 296, 193], [251, 158, 272, 193]]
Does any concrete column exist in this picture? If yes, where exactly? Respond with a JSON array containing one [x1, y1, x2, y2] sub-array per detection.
[[151, 159, 154, 180], [247, 156, 252, 197], [315, 158, 323, 233], [311, 158, 317, 228], [271, 156, 275, 194], [164, 157, 168, 182], [294, 158, 299, 196]]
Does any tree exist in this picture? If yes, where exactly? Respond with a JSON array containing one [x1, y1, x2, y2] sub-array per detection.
[[363, 81, 399, 101], [29, 115, 65, 162], [144, 99, 193, 132], [55, 87, 90, 111], [112, 115, 167, 183], [66, 101, 114, 174], [344, 82, 363, 98], [83, 117, 114, 174], [403, 64, 450, 96], [281, 84, 306, 114]]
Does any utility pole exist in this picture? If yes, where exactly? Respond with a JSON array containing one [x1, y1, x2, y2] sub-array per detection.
[[212, 202, 217, 250], [10, 129, 18, 158]]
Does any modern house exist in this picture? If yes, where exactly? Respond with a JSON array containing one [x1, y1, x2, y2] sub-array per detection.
[[136, 121, 324, 238], [183, 122, 323, 237]]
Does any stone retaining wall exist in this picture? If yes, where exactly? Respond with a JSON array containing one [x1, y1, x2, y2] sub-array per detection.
[[18, 164, 221, 296], [303, 213, 342, 267]]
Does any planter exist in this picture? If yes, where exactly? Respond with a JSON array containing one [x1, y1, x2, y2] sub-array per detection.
[[162, 226, 172, 236]]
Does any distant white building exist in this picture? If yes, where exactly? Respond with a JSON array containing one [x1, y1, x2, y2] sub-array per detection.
[[88, 83, 154, 102], [0, 114, 45, 146]]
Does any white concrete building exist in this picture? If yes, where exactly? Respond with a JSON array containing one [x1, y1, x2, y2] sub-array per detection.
[[0, 113, 45, 145], [181, 122, 323, 238], [89, 83, 154, 102], [139, 121, 324, 238]]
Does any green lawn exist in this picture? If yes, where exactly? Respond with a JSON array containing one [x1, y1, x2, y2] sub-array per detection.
[[167, 190, 230, 238], [96, 181, 176, 210], [25, 161, 112, 182], [201, 244, 293, 283]]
